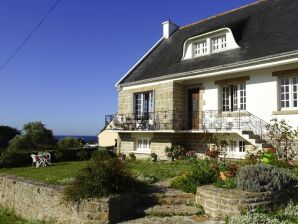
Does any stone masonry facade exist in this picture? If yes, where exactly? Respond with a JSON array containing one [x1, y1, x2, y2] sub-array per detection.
[[118, 132, 210, 160], [117, 81, 208, 159]]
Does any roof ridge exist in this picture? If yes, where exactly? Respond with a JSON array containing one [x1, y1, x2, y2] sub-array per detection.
[[179, 0, 266, 30]]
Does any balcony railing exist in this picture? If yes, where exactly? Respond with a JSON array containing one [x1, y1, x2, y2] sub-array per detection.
[[104, 110, 269, 140]]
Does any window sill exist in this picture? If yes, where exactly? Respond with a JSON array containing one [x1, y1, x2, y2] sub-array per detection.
[[133, 150, 151, 154], [272, 110, 298, 115]]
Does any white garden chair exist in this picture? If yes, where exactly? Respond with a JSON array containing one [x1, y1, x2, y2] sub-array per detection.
[[31, 154, 37, 167], [34, 155, 45, 168], [44, 152, 51, 166]]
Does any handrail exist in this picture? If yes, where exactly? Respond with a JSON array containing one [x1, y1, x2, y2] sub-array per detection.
[[104, 109, 270, 142]]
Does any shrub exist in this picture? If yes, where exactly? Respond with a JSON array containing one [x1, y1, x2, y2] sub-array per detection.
[[53, 150, 63, 162], [227, 213, 282, 224], [236, 164, 291, 192], [58, 137, 83, 149], [135, 174, 158, 184], [129, 152, 136, 161], [119, 153, 126, 161], [64, 156, 141, 202], [0, 148, 31, 167], [165, 144, 187, 160], [76, 150, 89, 160], [214, 178, 236, 189], [150, 153, 157, 162], [218, 160, 240, 178], [171, 160, 217, 193], [228, 202, 298, 224], [91, 149, 116, 160], [205, 147, 220, 159], [186, 150, 197, 159], [266, 118, 298, 160]]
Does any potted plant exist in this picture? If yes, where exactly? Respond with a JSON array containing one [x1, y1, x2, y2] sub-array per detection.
[[150, 153, 158, 162], [129, 152, 136, 161], [186, 150, 197, 159], [119, 153, 126, 161], [218, 161, 239, 181]]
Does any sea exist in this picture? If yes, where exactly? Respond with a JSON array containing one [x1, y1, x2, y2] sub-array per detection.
[[54, 135, 98, 144]]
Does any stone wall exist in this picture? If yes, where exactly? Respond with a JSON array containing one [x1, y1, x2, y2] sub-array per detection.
[[196, 185, 297, 218], [118, 82, 174, 115], [118, 132, 172, 160], [0, 175, 147, 224]]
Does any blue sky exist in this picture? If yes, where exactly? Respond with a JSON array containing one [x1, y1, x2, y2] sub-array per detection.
[[0, 0, 255, 135]]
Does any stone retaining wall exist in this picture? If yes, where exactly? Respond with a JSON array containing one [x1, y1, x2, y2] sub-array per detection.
[[0, 175, 145, 224], [196, 185, 297, 218]]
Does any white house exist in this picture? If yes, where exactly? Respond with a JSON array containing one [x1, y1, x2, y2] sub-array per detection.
[[102, 0, 298, 159]]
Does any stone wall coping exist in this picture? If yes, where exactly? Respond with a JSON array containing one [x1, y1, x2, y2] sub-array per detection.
[[196, 184, 298, 218]]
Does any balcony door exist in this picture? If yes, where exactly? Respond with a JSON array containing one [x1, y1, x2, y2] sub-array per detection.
[[188, 88, 200, 129]]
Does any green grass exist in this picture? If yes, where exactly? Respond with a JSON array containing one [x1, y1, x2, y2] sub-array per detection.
[[0, 207, 49, 224], [0, 161, 87, 185], [0, 160, 197, 185], [126, 159, 198, 181]]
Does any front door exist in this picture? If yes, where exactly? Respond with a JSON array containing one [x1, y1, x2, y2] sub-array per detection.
[[188, 88, 200, 129]]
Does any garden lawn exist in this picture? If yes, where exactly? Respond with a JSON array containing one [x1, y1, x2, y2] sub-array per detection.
[[0, 207, 49, 224], [0, 161, 87, 185], [0, 160, 198, 185], [126, 160, 198, 182]]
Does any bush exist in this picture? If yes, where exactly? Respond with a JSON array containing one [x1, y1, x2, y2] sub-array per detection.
[[236, 164, 291, 192], [150, 153, 157, 162], [51, 148, 97, 162], [64, 156, 141, 202], [91, 149, 116, 160], [214, 178, 236, 189], [58, 137, 83, 149], [129, 152, 136, 161], [76, 150, 89, 160], [0, 149, 31, 168], [171, 160, 217, 193], [227, 201, 298, 224], [165, 144, 187, 160]]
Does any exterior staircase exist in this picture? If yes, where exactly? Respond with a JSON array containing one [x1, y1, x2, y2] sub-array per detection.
[[240, 130, 272, 150]]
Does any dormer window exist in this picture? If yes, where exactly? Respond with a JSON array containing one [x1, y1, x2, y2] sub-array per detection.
[[193, 40, 207, 56], [212, 35, 227, 52], [182, 28, 239, 60]]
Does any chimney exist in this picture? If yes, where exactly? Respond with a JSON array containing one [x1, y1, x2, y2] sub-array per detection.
[[162, 20, 179, 39]]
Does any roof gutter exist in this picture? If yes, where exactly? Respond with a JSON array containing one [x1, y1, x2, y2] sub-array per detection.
[[115, 37, 164, 88], [119, 50, 298, 88]]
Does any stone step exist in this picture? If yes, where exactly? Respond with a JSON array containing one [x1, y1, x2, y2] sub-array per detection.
[[142, 204, 203, 216], [153, 190, 195, 205]]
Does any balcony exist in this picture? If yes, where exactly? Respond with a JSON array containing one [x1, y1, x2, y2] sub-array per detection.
[[104, 110, 268, 139]]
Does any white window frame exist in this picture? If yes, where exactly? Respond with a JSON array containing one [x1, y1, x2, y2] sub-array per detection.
[[211, 35, 227, 53], [136, 138, 151, 153], [229, 140, 237, 152], [280, 76, 298, 110], [193, 40, 208, 57], [134, 91, 154, 118], [221, 83, 246, 112], [238, 141, 245, 153]]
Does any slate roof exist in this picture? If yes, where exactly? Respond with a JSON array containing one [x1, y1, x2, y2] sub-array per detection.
[[120, 0, 298, 85]]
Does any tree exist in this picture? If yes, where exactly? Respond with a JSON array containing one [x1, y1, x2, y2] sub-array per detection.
[[58, 137, 83, 149], [23, 121, 54, 148], [266, 118, 298, 160], [8, 121, 54, 151], [0, 126, 20, 149]]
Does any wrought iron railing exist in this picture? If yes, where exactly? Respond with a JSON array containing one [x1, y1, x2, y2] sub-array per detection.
[[104, 109, 269, 140]]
